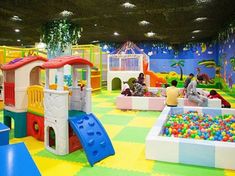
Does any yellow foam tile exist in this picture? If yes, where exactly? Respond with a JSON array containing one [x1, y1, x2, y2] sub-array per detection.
[[92, 98, 109, 102], [225, 170, 235, 176], [128, 117, 157, 128], [33, 156, 84, 176], [10, 136, 44, 155], [95, 102, 116, 108], [103, 124, 125, 139], [96, 141, 154, 173], [107, 109, 138, 116]]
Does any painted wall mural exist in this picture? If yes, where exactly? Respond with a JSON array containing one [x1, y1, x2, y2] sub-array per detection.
[[219, 34, 235, 96]]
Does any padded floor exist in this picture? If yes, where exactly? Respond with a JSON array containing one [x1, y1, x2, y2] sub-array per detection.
[[0, 89, 235, 176]]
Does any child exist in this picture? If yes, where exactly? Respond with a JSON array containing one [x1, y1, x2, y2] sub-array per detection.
[[166, 80, 180, 107], [121, 83, 132, 96], [208, 90, 231, 108]]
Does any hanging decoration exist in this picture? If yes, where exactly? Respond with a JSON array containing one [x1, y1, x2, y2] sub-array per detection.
[[217, 21, 235, 42], [41, 19, 81, 53]]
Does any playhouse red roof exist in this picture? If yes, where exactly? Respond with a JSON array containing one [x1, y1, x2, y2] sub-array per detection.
[[42, 56, 93, 69], [1, 56, 48, 71]]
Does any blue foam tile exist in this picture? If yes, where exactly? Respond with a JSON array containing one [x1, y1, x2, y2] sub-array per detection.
[[179, 139, 215, 167], [202, 108, 222, 117], [0, 142, 41, 176]]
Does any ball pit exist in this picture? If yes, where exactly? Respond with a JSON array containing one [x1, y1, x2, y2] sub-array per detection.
[[163, 111, 235, 142]]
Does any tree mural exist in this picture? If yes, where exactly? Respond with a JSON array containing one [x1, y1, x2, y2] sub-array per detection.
[[170, 60, 185, 80], [230, 56, 235, 71]]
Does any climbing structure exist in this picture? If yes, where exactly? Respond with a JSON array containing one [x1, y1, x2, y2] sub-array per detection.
[[42, 56, 115, 165], [107, 41, 166, 90]]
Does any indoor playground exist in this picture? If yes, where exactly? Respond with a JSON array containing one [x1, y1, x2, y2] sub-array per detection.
[[0, 1, 235, 176]]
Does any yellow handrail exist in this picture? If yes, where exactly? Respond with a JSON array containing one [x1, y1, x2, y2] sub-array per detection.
[[27, 85, 44, 116]]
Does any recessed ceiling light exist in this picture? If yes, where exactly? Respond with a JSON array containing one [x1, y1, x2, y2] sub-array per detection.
[[60, 10, 73, 17], [145, 31, 156, 38], [114, 32, 120, 36], [194, 17, 208, 22], [139, 20, 150, 26], [122, 2, 136, 8], [11, 16, 22, 21], [14, 29, 20, 32], [192, 36, 195, 39], [192, 30, 201, 33], [17, 39, 21, 42], [197, 0, 211, 3], [91, 40, 99, 43]]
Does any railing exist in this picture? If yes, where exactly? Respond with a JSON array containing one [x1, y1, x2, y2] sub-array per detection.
[[4, 82, 15, 106], [27, 85, 44, 116]]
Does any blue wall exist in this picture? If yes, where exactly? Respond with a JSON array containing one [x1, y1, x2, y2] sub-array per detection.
[[101, 42, 218, 78], [219, 34, 235, 87]]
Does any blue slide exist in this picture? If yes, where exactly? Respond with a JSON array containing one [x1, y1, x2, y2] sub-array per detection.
[[69, 113, 115, 166]]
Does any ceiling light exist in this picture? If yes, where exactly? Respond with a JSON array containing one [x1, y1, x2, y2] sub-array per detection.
[[194, 17, 208, 22], [91, 40, 99, 43], [192, 36, 195, 39], [17, 39, 21, 42], [114, 32, 120, 36], [14, 29, 20, 32], [192, 30, 201, 33], [122, 2, 136, 8], [94, 24, 97, 27], [145, 31, 156, 38], [139, 20, 150, 26], [11, 16, 22, 21], [60, 10, 73, 17], [197, 0, 211, 3]]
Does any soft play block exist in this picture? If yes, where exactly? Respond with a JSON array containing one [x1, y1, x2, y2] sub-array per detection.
[[0, 143, 41, 176], [132, 97, 149, 110], [148, 97, 165, 110], [0, 122, 10, 146], [202, 108, 222, 117], [215, 141, 235, 170], [146, 136, 179, 162], [116, 96, 132, 109], [179, 139, 215, 167]]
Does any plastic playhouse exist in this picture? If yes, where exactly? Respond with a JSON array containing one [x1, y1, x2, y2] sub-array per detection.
[[1, 56, 115, 166]]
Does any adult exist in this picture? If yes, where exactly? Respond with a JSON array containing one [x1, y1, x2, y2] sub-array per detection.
[[132, 79, 144, 96], [186, 76, 207, 106], [184, 73, 194, 89], [166, 80, 180, 107], [137, 73, 145, 85]]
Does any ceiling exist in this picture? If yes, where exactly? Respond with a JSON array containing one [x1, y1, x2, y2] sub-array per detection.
[[0, 0, 235, 46]]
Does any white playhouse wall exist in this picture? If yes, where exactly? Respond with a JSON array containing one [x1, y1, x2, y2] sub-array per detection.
[[44, 89, 69, 155], [107, 54, 144, 91]]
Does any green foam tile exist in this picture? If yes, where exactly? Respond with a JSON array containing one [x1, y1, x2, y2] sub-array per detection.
[[136, 111, 161, 118], [99, 115, 134, 125], [152, 161, 225, 176], [113, 127, 150, 143], [36, 149, 88, 164], [75, 166, 150, 176]]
